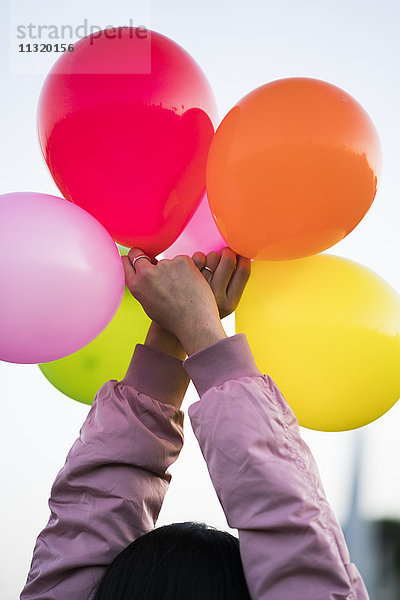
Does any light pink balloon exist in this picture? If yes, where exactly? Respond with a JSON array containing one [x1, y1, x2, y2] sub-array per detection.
[[0, 192, 125, 364], [160, 194, 226, 259]]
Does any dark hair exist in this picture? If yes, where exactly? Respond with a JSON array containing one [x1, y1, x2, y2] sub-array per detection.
[[92, 521, 251, 599]]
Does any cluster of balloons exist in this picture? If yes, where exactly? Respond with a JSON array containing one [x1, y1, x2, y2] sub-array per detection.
[[1, 27, 399, 432]]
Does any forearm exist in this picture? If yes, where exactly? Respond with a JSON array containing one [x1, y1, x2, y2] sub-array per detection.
[[142, 322, 190, 408], [145, 321, 186, 360], [181, 321, 227, 355], [143, 319, 227, 406], [185, 335, 369, 600], [21, 350, 185, 600], [176, 316, 227, 356]]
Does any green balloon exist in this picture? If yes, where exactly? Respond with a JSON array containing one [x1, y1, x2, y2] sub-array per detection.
[[39, 287, 151, 405], [117, 243, 130, 256]]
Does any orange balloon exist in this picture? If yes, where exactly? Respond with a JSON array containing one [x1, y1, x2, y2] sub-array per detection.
[[206, 78, 382, 260]]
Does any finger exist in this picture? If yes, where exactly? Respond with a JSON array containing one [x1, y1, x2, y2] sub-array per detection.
[[122, 255, 135, 287], [127, 248, 154, 274], [226, 256, 252, 305], [202, 251, 221, 284], [211, 247, 237, 293], [192, 251, 206, 271], [128, 248, 154, 265]]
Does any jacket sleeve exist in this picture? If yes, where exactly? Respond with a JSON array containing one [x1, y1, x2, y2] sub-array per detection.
[[184, 334, 369, 600], [20, 344, 187, 600]]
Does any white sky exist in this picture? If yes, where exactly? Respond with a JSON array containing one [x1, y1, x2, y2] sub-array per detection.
[[1, 0, 400, 597]]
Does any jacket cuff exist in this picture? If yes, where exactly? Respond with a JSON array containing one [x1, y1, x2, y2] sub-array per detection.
[[183, 333, 262, 397], [120, 344, 189, 406]]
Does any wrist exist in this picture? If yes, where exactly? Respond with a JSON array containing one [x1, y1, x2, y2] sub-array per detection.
[[177, 317, 227, 356], [145, 322, 186, 361]]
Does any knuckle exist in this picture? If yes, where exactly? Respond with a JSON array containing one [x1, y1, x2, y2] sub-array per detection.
[[174, 255, 191, 269], [143, 267, 155, 279], [174, 254, 190, 262], [128, 248, 141, 260]]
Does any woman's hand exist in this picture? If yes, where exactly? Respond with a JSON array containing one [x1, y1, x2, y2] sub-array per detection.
[[191, 248, 251, 318], [122, 250, 227, 356]]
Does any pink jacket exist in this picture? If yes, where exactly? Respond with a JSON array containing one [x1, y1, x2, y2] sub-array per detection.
[[20, 334, 369, 600]]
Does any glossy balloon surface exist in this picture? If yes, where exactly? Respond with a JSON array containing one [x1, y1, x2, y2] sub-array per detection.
[[236, 255, 400, 431], [38, 29, 218, 256], [207, 78, 381, 260], [0, 192, 124, 364], [39, 288, 150, 405], [161, 194, 226, 258]]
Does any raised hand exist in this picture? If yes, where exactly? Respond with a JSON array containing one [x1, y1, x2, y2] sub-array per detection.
[[122, 250, 226, 356], [191, 248, 251, 318]]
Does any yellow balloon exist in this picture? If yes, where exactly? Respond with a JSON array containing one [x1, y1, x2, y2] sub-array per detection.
[[235, 255, 400, 431]]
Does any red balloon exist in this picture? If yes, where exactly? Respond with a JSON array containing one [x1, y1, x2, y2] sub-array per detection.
[[37, 29, 218, 256]]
